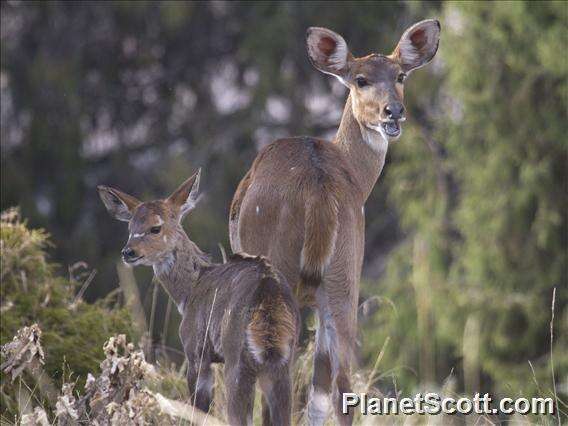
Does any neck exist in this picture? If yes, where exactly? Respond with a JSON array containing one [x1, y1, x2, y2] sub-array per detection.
[[152, 231, 210, 313], [334, 94, 389, 199]]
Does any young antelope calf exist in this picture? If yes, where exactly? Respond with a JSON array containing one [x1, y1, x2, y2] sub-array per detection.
[[98, 170, 299, 425]]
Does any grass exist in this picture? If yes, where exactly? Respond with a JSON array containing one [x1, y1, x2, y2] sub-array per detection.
[[1, 209, 565, 425], [1, 299, 565, 425]]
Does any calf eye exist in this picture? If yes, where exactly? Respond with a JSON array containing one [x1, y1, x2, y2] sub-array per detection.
[[356, 77, 369, 88], [397, 73, 407, 84], [150, 226, 162, 234]]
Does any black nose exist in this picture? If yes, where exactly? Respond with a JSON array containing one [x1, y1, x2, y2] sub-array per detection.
[[121, 247, 137, 261], [384, 103, 405, 120]]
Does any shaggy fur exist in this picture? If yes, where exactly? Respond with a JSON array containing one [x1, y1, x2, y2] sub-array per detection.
[[99, 173, 300, 426]]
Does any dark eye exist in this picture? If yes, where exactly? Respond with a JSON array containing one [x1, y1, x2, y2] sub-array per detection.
[[356, 76, 369, 88], [397, 73, 407, 84], [150, 226, 161, 234]]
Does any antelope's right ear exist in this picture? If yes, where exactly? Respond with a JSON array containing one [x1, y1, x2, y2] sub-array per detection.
[[306, 27, 352, 83], [166, 168, 202, 220], [97, 185, 141, 222], [392, 19, 441, 73]]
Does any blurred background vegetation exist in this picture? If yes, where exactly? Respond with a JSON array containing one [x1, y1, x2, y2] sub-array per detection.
[[1, 0, 566, 421]]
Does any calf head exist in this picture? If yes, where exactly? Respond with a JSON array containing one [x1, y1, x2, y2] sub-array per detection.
[[97, 170, 201, 266]]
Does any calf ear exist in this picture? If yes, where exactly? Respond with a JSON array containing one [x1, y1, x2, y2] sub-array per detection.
[[97, 186, 140, 222], [167, 169, 202, 220], [306, 27, 352, 84], [392, 19, 440, 73]]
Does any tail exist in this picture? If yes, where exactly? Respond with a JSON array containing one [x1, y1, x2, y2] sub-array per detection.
[[300, 190, 339, 289], [247, 276, 297, 365]]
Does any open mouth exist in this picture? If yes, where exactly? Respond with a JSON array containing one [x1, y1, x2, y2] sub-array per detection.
[[124, 255, 144, 264], [367, 120, 403, 140], [381, 120, 401, 138]]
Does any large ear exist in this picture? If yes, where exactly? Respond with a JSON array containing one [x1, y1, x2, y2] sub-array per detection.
[[306, 27, 352, 83], [166, 169, 201, 220], [97, 185, 141, 222], [392, 19, 440, 73]]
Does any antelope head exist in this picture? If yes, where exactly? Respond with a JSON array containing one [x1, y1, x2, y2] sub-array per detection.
[[97, 170, 201, 266], [306, 19, 440, 143]]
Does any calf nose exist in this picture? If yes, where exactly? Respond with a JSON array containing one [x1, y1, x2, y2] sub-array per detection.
[[121, 247, 137, 261], [384, 103, 405, 120]]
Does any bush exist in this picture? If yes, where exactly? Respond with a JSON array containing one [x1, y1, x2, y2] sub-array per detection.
[[0, 208, 137, 418], [361, 0, 567, 402]]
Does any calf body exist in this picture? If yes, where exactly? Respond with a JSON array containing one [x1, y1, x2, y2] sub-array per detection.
[[157, 243, 299, 425], [98, 170, 299, 425]]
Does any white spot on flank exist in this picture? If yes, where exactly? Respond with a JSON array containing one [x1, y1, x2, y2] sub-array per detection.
[[290, 167, 295, 171], [361, 206, 365, 216], [256, 205, 260, 214]]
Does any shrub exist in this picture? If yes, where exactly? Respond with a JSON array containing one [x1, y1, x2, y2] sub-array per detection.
[[0, 208, 137, 418]]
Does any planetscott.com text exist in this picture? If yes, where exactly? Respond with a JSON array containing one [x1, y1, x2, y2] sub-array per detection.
[[342, 392, 555, 416]]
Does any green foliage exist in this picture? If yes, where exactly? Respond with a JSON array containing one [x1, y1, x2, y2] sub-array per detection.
[[1, 0, 566, 413], [0, 209, 137, 417], [362, 0, 567, 403]]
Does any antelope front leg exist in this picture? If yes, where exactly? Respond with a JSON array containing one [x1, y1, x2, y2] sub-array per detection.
[[186, 358, 213, 413]]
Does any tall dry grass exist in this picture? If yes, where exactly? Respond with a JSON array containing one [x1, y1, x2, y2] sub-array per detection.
[[1, 209, 564, 424]]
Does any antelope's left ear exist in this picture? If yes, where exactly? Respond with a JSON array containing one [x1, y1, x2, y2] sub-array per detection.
[[392, 19, 440, 73], [306, 27, 353, 83], [167, 169, 202, 220], [97, 185, 141, 222]]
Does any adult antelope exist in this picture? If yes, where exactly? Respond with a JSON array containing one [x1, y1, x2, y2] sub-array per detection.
[[98, 170, 300, 425], [229, 20, 440, 424]]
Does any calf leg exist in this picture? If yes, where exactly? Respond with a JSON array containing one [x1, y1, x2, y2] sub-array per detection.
[[259, 365, 293, 426], [186, 360, 213, 413], [225, 364, 256, 426]]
